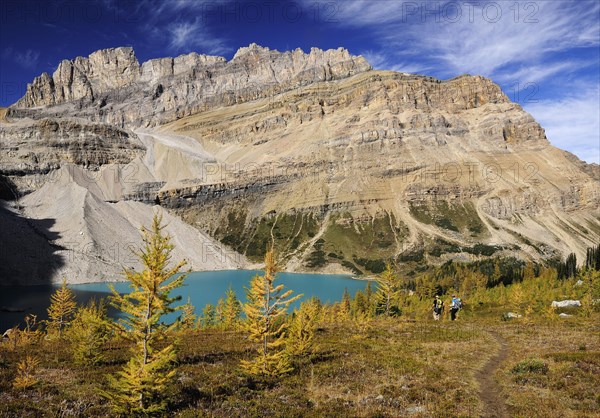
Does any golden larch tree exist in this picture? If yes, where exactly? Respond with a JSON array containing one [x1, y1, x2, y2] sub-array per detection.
[[67, 299, 111, 366], [241, 250, 300, 377], [336, 288, 351, 321], [200, 303, 217, 329], [217, 286, 242, 330], [46, 279, 77, 338], [178, 297, 197, 331], [12, 355, 41, 390], [461, 270, 487, 298], [101, 213, 187, 415], [286, 299, 320, 357], [376, 264, 401, 316], [509, 282, 526, 314]]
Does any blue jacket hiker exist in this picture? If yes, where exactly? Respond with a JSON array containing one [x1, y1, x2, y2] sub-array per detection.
[[450, 294, 462, 321]]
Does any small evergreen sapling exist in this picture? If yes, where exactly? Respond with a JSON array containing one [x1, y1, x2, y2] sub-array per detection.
[[241, 250, 301, 377], [46, 280, 77, 338], [376, 264, 401, 316], [67, 299, 111, 366], [286, 299, 320, 357], [101, 214, 188, 415]]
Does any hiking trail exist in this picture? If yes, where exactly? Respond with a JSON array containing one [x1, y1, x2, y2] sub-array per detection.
[[476, 331, 509, 418]]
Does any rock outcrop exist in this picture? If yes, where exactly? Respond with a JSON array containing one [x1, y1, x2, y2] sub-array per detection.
[[0, 118, 141, 173], [0, 117, 143, 196], [155, 69, 598, 271], [0, 163, 245, 285], [551, 300, 582, 308], [16, 48, 140, 108]]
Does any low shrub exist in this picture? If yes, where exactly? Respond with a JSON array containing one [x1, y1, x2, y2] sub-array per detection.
[[511, 358, 549, 375]]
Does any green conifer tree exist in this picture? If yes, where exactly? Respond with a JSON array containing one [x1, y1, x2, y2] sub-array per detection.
[[492, 260, 502, 285], [101, 213, 187, 415], [585, 244, 600, 271]]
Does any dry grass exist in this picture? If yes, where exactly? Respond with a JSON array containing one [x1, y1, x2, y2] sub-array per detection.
[[1, 316, 599, 417], [495, 318, 600, 418]]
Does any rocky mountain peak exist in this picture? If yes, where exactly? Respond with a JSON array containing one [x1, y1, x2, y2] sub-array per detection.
[[17, 47, 140, 108], [11, 44, 373, 128], [231, 43, 362, 68], [232, 42, 273, 59]]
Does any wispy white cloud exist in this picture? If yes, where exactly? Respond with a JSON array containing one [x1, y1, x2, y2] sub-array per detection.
[[2, 47, 40, 70], [308, 0, 600, 163], [326, 1, 600, 80], [15, 49, 40, 69], [134, 0, 232, 56], [497, 61, 593, 84], [168, 21, 198, 50], [525, 88, 600, 164], [165, 19, 230, 55], [421, 2, 597, 77], [136, 0, 227, 19], [361, 50, 429, 74]]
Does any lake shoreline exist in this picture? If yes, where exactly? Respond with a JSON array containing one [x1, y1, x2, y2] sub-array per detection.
[[0, 269, 376, 287]]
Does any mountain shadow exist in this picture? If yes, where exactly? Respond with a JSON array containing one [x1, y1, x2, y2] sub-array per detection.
[[0, 199, 65, 286], [0, 285, 122, 331], [0, 174, 19, 201], [0, 196, 70, 329]]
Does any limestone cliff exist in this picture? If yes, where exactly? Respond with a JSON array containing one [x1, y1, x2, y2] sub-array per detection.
[[1, 45, 598, 283], [13, 44, 372, 128], [156, 70, 598, 272]]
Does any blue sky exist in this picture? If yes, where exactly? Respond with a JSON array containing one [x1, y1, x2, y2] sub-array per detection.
[[1, 0, 598, 163]]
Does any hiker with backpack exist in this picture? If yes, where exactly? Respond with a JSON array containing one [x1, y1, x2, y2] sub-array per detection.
[[433, 295, 444, 320], [450, 294, 462, 321]]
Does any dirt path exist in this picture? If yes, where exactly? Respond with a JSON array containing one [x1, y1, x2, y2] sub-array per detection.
[[476, 331, 509, 418]]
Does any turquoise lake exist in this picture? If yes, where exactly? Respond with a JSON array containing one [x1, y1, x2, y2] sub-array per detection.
[[0, 270, 369, 330]]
